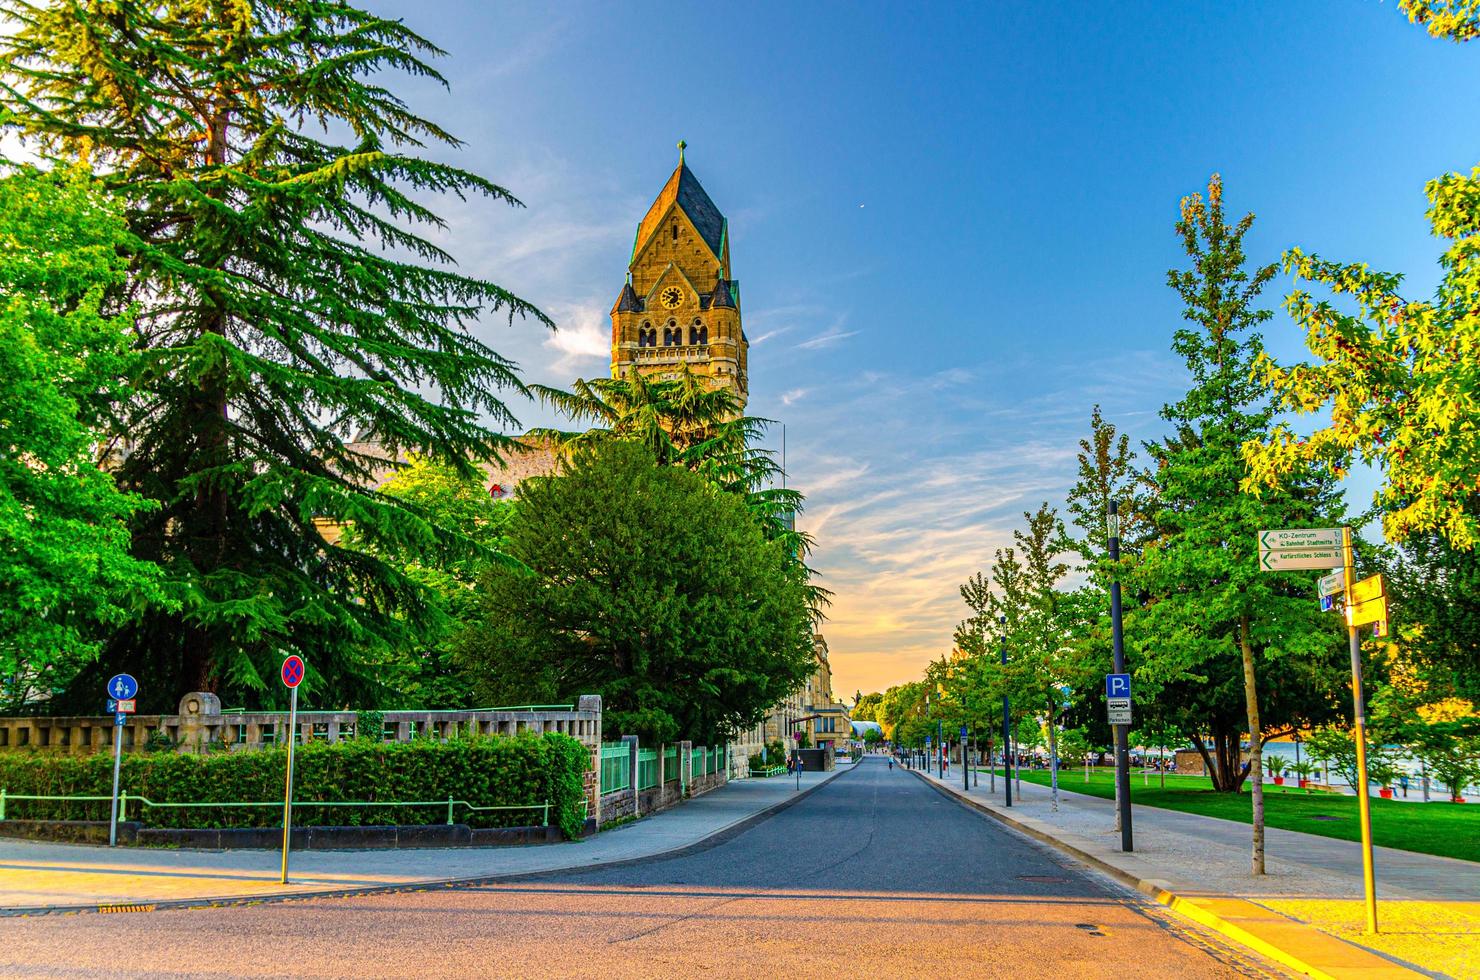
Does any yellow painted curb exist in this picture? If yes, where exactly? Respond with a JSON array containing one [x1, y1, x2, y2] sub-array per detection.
[[908, 769, 1423, 979]]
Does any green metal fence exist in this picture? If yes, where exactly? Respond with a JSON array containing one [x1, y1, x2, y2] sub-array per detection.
[[0, 789, 549, 827], [636, 748, 660, 791], [663, 745, 680, 782], [600, 742, 630, 794]]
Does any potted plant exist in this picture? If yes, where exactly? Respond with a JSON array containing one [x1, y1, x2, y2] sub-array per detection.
[[1368, 758, 1400, 799], [1267, 755, 1287, 786], [1290, 759, 1316, 790]]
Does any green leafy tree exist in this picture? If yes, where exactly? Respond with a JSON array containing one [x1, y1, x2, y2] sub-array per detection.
[[878, 681, 928, 743], [1411, 718, 1480, 801], [1382, 515, 1480, 701], [355, 455, 515, 708], [531, 366, 810, 560], [1131, 174, 1348, 874], [961, 505, 1082, 807], [0, 1, 547, 709], [851, 691, 884, 723], [0, 166, 166, 710], [454, 441, 816, 745], [1244, 3, 1480, 550]]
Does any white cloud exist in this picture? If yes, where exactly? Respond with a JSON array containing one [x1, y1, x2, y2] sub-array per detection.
[[795, 323, 859, 350], [542, 300, 610, 373], [780, 387, 808, 406]]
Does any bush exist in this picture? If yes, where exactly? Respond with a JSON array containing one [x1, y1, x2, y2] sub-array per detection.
[[0, 731, 590, 839]]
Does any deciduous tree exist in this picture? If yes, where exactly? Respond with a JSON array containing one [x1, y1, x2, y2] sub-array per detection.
[[455, 441, 816, 745], [0, 167, 165, 709]]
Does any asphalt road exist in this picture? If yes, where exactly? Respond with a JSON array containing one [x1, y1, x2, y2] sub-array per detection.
[[3, 757, 1286, 979]]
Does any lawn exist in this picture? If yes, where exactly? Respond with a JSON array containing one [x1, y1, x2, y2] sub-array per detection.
[[978, 767, 1480, 864]]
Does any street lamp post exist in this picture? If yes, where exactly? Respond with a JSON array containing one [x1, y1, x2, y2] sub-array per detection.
[[1000, 614, 1011, 808]]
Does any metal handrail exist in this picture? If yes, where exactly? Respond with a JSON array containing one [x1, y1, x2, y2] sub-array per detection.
[[749, 766, 787, 778], [0, 789, 549, 827]]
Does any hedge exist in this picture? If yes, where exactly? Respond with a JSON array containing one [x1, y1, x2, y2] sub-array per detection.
[[0, 731, 590, 840]]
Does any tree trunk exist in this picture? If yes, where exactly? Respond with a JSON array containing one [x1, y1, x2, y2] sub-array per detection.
[[1240, 616, 1265, 875], [1047, 709, 1060, 811]]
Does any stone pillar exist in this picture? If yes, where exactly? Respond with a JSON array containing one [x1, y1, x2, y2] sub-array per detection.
[[679, 740, 694, 794], [177, 692, 221, 754], [622, 735, 640, 817], [578, 695, 602, 828]]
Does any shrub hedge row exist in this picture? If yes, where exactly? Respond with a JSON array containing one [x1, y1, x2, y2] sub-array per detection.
[[0, 732, 590, 839]]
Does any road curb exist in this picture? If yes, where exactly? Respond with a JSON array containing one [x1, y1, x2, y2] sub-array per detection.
[[2, 761, 860, 918], [907, 768, 1422, 980]]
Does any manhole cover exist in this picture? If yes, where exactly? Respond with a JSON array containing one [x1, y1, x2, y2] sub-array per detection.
[[1017, 875, 1069, 883], [1309, 815, 1343, 822]]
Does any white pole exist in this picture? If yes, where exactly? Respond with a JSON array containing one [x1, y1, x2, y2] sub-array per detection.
[[280, 684, 298, 884], [108, 716, 124, 847]]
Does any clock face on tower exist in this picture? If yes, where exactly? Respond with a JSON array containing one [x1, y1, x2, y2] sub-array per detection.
[[660, 286, 683, 309]]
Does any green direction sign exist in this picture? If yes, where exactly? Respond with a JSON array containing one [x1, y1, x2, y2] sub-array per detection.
[[1258, 527, 1343, 572], [1259, 528, 1341, 550], [1261, 547, 1342, 571], [1318, 571, 1345, 598]]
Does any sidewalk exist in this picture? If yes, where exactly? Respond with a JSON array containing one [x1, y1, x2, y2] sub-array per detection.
[[911, 765, 1478, 980], [0, 764, 851, 915]]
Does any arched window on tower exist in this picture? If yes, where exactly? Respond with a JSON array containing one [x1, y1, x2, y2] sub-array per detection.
[[666, 319, 678, 346], [640, 321, 655, 347]]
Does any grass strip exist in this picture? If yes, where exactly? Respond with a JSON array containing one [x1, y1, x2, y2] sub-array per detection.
[[978, 767, 1479, 864]]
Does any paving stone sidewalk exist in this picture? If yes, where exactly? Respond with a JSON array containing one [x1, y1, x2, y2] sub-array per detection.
[[914, 765, 1479, 979], [0, 764, 851, 913]]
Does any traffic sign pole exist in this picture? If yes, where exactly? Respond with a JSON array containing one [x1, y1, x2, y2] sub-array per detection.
[[104, 674, 137, 848], [108, 713, 124, 847], [1109, 501, 1133, 853], [281, 681, 298, 884], [1342, 526, 1379, 934]]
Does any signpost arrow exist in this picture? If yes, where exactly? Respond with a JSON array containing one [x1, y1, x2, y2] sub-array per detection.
[[1261, 547, 1344, 571], [1259, 528, 1341, 550]]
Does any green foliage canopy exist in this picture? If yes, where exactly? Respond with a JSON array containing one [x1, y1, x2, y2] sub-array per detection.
[[0, 0, 546, 709], [0, 167, 165, 710], [455, 441, 817, 745]]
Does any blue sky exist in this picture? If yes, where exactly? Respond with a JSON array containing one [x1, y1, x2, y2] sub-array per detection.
[[372, 1, 1478, 697]]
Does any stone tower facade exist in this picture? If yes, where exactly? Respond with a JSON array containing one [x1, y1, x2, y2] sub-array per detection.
[[611, 147, 747, 411]]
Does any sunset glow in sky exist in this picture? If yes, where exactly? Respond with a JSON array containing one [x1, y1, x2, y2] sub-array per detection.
[[372, 1, 1479, 697]]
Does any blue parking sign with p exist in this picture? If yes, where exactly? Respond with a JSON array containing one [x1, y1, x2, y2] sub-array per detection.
[[1106, 673, 1131, 698]]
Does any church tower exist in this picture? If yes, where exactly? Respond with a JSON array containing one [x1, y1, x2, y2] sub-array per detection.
[[611, 143, 747, 411]]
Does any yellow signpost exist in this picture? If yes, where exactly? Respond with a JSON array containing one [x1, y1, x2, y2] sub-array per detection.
[[1259, 526, 1380, 934], [1339, 529, 1380, 935]]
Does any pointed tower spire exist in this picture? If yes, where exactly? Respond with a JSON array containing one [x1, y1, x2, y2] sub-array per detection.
[[677, 139, 687, 166]]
